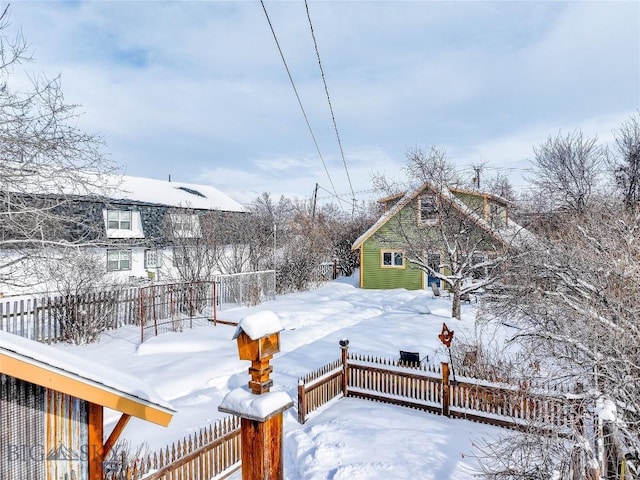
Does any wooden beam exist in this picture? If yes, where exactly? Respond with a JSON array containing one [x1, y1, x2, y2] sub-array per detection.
[[87, 403, 104, 480], [103, 413, 132, 458]]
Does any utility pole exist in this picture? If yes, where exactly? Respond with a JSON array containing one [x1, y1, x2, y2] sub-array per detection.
[[471, 164, 484, 189], [311, 183, 319, 223]]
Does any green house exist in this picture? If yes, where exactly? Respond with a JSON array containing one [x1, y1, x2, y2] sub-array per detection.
[[352, 182, 520, 290]]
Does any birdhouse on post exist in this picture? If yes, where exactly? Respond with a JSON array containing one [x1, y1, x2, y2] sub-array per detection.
[[234, 319, 281, 394], [220, 311, 293, 480]]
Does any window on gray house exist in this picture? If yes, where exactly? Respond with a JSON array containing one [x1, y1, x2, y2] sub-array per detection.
[[144, 249, 163, 269], [170, 214, 201, 238], [108, 210, 132, 230], [107, 249, 132, 271]]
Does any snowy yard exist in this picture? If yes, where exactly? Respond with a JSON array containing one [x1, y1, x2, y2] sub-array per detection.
[[55, 275, 505, 479]]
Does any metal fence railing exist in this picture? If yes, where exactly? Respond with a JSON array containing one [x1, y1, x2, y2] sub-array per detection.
[[140, 270, 276, 342]]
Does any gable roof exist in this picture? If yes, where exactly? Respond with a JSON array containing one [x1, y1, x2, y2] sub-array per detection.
[[352, 182, 531, 251], [0, 331, 175, 426]]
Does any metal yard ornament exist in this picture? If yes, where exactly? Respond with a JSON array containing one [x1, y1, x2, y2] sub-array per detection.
[[438, 323, 454, 348], [438, 322, 456, 382]]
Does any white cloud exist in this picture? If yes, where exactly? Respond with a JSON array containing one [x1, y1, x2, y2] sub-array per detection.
[[5, 1, 638, 203]]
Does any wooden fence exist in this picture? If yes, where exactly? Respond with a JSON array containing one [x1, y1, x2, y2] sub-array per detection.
[[0, 270, 276, 344], [297, 344, 585, 435], [0, 288, 139, 343], [297, 359, 344, 424], [104, 415, 241, 480]]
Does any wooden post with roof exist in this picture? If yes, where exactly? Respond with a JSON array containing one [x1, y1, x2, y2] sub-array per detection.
[[219, 311, 293, 480]]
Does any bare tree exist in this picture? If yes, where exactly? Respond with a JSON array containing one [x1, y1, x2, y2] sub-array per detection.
[[485, 171, 517, 204], [275, 200, 334, 292], [0, 7, 117, 292], [481, 201, 640, 477], [613, 111, 640, 211], [248, 192, 295, 271], [332, 202, 380, 277], [200, 210, 253, 275], [164, 208, 218, 283], [403, 145, 462, 187], [474, 426, 600, 480], [406, 189, 515, 320], [529, 130, 606, 214]]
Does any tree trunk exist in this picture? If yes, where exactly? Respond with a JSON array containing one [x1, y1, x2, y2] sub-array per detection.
[[452, 288, 461, 320]]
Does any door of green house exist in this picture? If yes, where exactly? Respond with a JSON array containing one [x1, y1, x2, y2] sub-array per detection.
[[425, 253, 441, 288]]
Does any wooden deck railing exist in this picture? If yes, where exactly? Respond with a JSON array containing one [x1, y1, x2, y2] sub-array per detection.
[[348, 355, 444, 415], [297, 343, 585, 434], [104, 416, 241, 480], [297, 359, 344, 423]]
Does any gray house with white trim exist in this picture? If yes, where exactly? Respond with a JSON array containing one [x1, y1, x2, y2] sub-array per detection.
[[0, 174, 247, 295]]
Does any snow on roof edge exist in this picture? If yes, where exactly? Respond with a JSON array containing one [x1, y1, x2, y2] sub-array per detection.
[[0, 331, 174, 412]]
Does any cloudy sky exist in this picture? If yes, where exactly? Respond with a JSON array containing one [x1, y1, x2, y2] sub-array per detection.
[[6, 1, 639, 207]]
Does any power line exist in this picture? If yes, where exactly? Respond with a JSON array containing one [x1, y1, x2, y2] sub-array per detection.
[[315, 184, 352, 206], [315, 185, 379, 213], [259, 0, 341, 205], [316, 185, 377, 200], [304, 0, 356, 214]]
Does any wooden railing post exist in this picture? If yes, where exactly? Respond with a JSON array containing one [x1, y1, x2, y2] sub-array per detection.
[[297, 380, 306, 424], [219, 314, 292, 480], [87, 403, 104, 480], [340, 339, 349, 398], [441, 362, 450, 417]]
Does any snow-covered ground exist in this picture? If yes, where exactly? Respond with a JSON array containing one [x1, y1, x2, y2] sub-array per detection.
[[55, 275, 505, 479]]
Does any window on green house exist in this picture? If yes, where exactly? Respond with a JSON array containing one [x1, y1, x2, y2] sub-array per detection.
[[471, 253, 486, 279], [419, 195, 438, 225], [381, 251, 404, 268]]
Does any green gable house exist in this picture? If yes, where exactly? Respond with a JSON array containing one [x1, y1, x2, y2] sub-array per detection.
[[352, 182, 527, 291]]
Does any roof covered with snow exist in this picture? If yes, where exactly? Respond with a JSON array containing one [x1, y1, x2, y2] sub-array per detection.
[[352, 181, 532, 250], [0, 331, 175, 420], [12, 168, 246, 213], [107, 175, 246, 212]]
